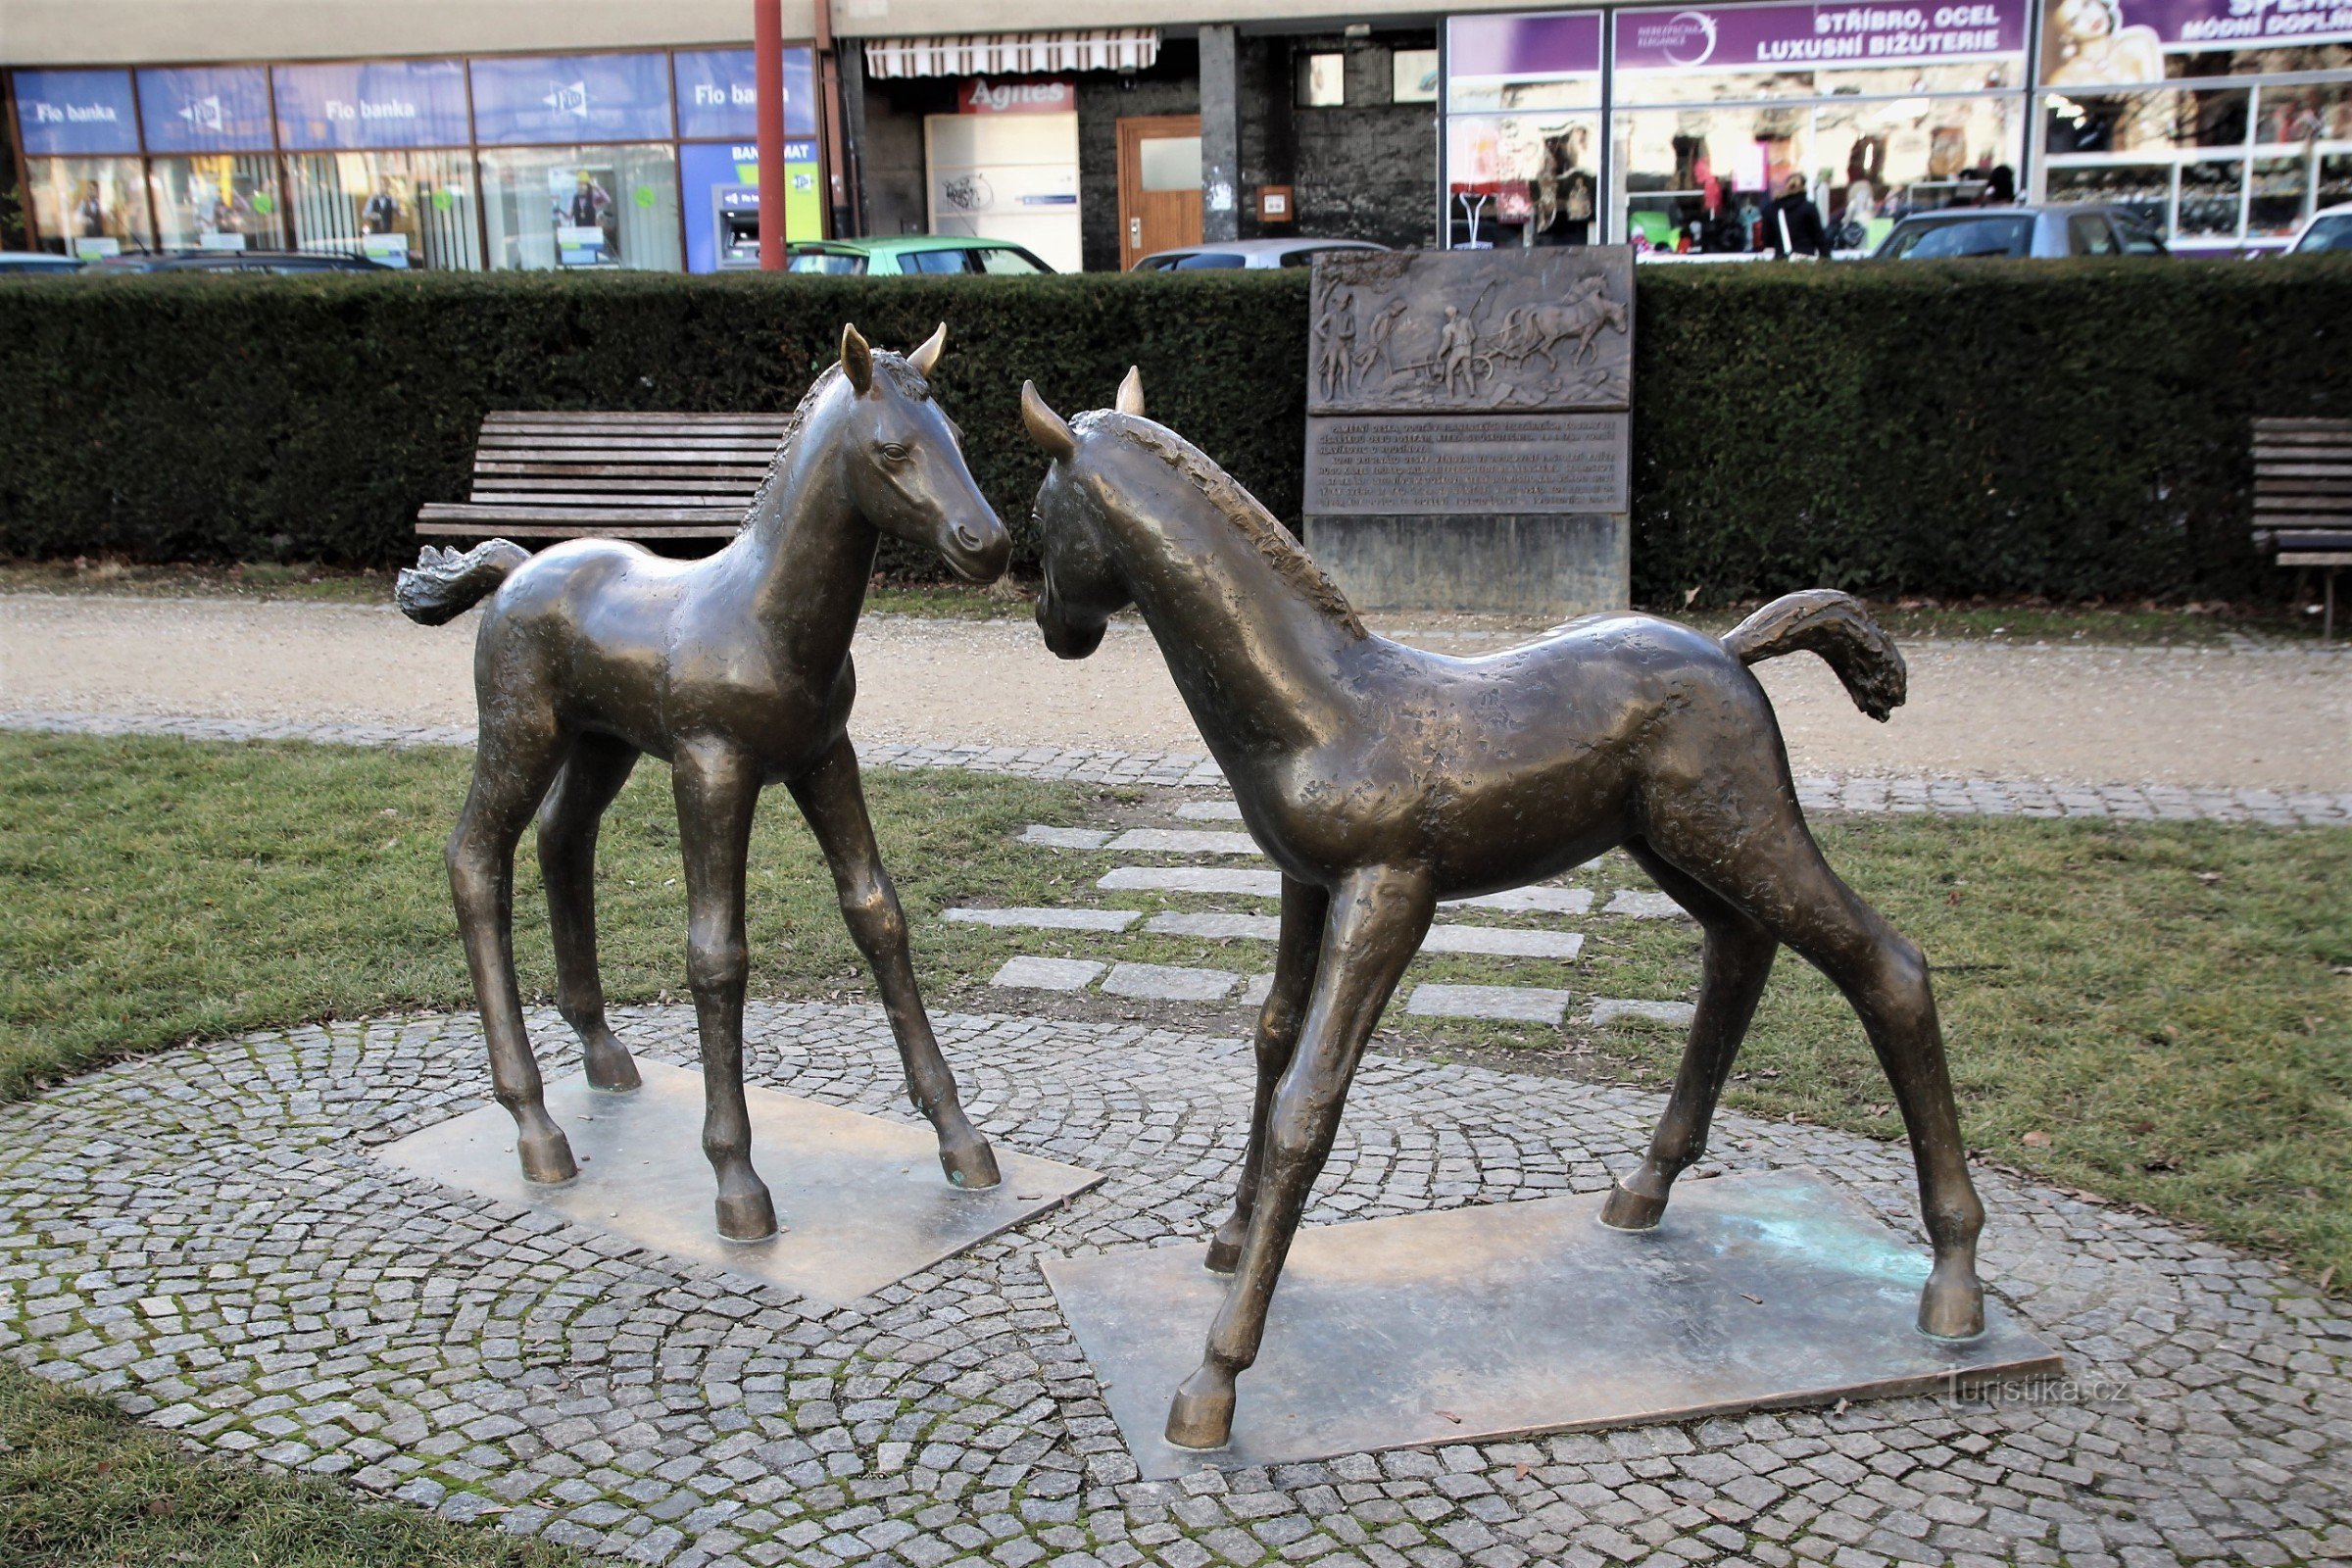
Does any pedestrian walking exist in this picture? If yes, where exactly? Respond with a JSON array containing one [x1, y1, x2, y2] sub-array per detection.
[[1765, 172, 1831, 260]]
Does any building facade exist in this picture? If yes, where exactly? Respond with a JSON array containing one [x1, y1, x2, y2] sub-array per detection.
[[5, 1, 2346, 266]]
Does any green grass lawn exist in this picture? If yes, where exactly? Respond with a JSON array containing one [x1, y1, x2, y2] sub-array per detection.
[[2, 730, 2346, 1563]]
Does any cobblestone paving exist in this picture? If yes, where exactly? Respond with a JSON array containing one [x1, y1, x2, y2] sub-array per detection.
[[5, 1003, 2348, 1567], [6, 709, 2349, 826]]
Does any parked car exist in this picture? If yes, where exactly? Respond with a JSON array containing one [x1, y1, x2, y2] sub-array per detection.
[[0, 250, 86, 274], [1131, 238, 1388, 271], [2288, 202, 2352, 255], [86, 249, 392, 274], [784, 236, 1054, 275], [1871, 205, 2167, 260]]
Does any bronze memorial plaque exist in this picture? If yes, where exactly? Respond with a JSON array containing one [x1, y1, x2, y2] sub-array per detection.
[[1303, 247, 1636, 614], [1303, 412, 1630, 516]]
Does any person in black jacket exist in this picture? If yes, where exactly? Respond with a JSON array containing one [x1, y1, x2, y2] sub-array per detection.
[[1764, 172, 1831, 259]]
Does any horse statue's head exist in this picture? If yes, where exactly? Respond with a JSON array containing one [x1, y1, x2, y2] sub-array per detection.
[[828, 321, 1009, 583], [1018, 368, 1151, 660]]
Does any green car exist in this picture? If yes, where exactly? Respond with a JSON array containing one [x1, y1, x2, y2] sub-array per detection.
[[785, 235, 1054, 275]]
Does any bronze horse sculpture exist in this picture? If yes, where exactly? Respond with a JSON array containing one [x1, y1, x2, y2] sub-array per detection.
[[1019, 369, 1985, 1451], [396, 323, 1007, 1242]]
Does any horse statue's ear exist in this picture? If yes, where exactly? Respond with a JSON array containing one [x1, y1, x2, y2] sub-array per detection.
[[907, 320, 947, 377], [1021, 380, 1077, 462], [840, 322, 874, 395], [1116, 366, 1146, 417]]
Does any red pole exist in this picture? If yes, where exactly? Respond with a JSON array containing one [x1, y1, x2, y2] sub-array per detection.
[[755, 0, 786, 270]]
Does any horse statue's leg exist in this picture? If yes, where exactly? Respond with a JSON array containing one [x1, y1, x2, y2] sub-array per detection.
[[1636, 790, 1985, 1341], [1598, 845, 1779, 1231], [538, 731, 644, 1093], [672, 739, 778, 1242], [1207, 876, 1329, 1274], [788, 735, 1000, 1189], [1167, 864, 1434, 1451], [447, 719, 578, 1185]]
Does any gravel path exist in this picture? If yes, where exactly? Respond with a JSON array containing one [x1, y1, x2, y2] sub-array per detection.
[[4, 594, 2346, 792]]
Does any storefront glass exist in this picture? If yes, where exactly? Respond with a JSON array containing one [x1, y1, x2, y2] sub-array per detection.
[[671, 47, 825, 272], [24, 156, 154, 256], [285, 151, 479, 268], [479, 145, 682, 270], [149, 154, 286, 250], [272, 59, 471, 153], [1606, 0, 2030, 250], [2037, 0, 2352, 249], [1445, 11, 1606, 245]]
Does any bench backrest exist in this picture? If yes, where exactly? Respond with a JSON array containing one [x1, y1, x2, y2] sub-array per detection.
[[2252, 416, 2352, 543], [468, 410, 793, 514]]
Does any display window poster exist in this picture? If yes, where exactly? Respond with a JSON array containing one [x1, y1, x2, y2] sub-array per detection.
[[12, 68, 141, 156], [1612, 0, 2029, 74], [137, 65, 275, 152], [679, 138, 820, 272], [671, 47, 817, 141], [2041, 0, 2352, 83], [469, 52, 672, 145], [273, 59, 470, 149]]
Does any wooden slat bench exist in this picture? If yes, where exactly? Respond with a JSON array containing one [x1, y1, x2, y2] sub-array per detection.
[[2254, 416, 2352, 639], [415, 411, 792, 542]]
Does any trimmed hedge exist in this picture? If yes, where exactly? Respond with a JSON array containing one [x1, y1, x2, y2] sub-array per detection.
[[1, 259, 2346, 603]]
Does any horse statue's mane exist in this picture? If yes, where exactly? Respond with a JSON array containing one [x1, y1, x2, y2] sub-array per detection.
[[1079, 410, 1366, 641], [743, 355, 934, 525]]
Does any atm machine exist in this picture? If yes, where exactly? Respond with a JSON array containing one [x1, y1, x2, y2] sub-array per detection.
[[713, 184, 761, 270]]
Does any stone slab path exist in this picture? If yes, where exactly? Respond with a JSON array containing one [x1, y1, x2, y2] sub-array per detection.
[[6, 711, 2349, 827], [3, 1004, 2346, 1567], [5, 596, 2348, 792]]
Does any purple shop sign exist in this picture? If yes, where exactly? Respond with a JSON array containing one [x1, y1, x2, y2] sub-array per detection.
[[137, 65, 275, 153], [2044, 0, 2352, 73], [672, 47, 818, 141], [469, 52, 672, 146], [13, 68, 141, 157], [273, 59, 471, 150], [1614, 0, 2029, 72], [1446, 11, 1607, 79]]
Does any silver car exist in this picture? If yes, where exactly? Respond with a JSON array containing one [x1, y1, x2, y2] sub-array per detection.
[[1131, 237, 1388, 271], [1872, 205, 2167, 260]]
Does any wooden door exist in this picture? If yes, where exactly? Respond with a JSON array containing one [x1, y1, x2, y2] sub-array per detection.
[[1116, 115, 1202, 270]]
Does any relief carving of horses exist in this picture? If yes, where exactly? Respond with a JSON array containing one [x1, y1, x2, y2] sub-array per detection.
[[397, 323, 1007, 1242], [1020, 368, 1985, 1450]]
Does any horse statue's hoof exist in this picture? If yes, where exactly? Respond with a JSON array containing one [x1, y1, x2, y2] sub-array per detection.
[[1204, 1220, 1245, 1275], [584, 1036, 642, 1093], [516, 1127, 579, 1186], [1916, 1264, 1985, 1341], [714, 1184, 779, 1243], [1597, 1180, 1667, 1232], [1164, 1370, 1237, 1450], [940, 1133, 1002, 1191]]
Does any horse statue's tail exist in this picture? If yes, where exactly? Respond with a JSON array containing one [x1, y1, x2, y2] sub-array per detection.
[[1721, 589, 1907, 722], [395, 540, 529, 627]]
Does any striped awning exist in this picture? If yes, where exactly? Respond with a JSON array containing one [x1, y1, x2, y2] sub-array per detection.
[[863, 28, 1159, 79]]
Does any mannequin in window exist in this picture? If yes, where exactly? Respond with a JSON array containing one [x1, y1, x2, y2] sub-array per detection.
[[1528, 125, 1595, 247], [364, 176, 403, 235]]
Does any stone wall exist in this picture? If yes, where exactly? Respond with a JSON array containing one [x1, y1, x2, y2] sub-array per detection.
[[1240, 31, 1439, 252]]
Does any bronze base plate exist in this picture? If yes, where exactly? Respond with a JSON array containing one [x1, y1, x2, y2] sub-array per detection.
[[1044, 1170, 2060, 1479], [377, 1060, 1102, 1308]]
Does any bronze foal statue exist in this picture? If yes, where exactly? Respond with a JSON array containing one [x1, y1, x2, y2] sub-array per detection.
[[396, 323, 1008, 1242], [1020, 370, 1985, 1451]]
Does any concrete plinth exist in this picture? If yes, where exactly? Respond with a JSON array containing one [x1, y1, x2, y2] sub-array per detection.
[[377, 1060, 1102, 1308], [1305, 513, 1630, 616], [1044, 1169, 2059, 1480]]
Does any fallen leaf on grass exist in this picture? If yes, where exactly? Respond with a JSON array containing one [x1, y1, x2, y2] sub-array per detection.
[[2022, 1131, 2052, 1148]]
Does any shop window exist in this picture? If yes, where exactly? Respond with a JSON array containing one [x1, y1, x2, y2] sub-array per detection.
[[2043, 87, 2247, 153], [2043, 163, 2170, 231], [478, 145, 681, 271], [24, 156, 153, 257], [1298, 54, 1346, 108], [1393, 49, 1440, 105], [2177, 157, 2247, 239], [286, 151, 479, 269], [149, 155, 285, 251], [1445, 12, 1602, 114], [1446, 112, 1602, 246]]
